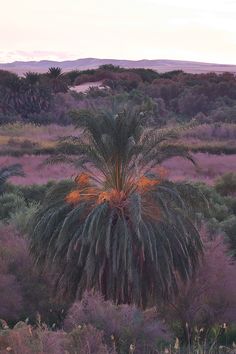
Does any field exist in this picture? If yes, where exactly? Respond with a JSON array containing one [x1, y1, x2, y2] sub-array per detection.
[[0, 123, 236, 185], [0, 152, 236, 186]]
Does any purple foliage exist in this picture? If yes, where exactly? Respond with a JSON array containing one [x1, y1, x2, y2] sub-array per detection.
[[184, 123, 236, 141], [0, 225, 53, 322], [0, 323, 67, 354], [161, 229, 236, 338], [0, 323, 112, 354], [68, 324, 113, 354], [0, 225, 26, 321], [0, 274, 23, 321], [64, 292, 169, 353]]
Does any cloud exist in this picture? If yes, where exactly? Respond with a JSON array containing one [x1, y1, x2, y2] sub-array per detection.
[[0, 50, 78, 63]]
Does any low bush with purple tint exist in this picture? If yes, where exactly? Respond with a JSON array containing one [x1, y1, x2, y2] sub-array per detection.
[[64, 292, 170, 353], [184, 123, 236, 141], [0, 225, 58, 324], [160, 229, 236, 343]]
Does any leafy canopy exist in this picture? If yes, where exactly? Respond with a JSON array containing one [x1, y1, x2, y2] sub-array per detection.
[[30, 109, 204, 307]]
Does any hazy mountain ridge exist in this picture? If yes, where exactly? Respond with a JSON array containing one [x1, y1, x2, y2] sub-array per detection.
[[1, 58, 236, 75]]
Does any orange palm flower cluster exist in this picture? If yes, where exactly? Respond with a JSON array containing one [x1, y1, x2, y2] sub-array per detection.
[[137, 176, 160, 192], [97, 191, 111, 204], [74, 172, 90, 186], [97, 189, 126, 205], [66, 173, 160, 207], [66, 186, 99, 205], [65, 190, 81, 204]]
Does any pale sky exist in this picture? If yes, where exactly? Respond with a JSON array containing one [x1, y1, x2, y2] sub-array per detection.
[[0, 0, 236, 64]]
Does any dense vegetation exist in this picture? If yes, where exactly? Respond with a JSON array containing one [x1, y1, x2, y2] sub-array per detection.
[[1, 173, 236, 352], [1, 65, 236, 127], [0, 66, 236, 353]]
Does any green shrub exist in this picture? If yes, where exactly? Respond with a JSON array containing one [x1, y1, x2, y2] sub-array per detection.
[[217, 324, 236, 346], [10, 202, 39, 234], [5, 182, 55, 204], [0, 193, 26, 220], [225, 196, 236, 214], [215, 172, 236, 196], [192, 184, 236, 249], [220, 215, 236, 255]]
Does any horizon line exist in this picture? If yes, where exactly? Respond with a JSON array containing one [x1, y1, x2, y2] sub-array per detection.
[[0, 57, 236, 67]]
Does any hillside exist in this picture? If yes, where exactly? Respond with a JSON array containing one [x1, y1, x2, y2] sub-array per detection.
[[1, 58, 236, 75]]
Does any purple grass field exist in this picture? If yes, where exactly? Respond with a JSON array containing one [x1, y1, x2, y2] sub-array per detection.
[[1, 152, 236, 186]]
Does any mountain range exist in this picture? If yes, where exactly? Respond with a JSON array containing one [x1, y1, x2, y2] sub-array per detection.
[[0, 58, 236, 75]]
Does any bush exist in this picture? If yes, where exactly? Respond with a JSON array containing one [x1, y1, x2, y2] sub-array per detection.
[[221, 216, 236, 256], [215, 172, 236, 196], [0, 225, 27, 321], [25, 112, 55, 125], [0, 225, 58, 325], [0, 113, 20, 125], [0, 193, 26, 220], [0, 273, 23, 321], [160, 230, 236, 343], [10, 202, 39, 234], [0, 322, 67, 354], [64, 292, 169, 354], [5, 182, 55, 204], [0, 321, 112, 354], [225, 196, 236, 214], [68, 325, 114, 354]]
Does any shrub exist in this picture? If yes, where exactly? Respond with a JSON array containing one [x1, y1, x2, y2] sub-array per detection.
[[0, 273, 23, 321], [225, 196, 236, 214], [184, 123, 236, 140], [0, 321, 112, 354], [10, 202, 39, 234], [20, 139, 39, 149], [0, 113, 20, 125], [68, 325, 113, 354], [0, 193, 26, 220], [178, 91, 208, 116], [160, 230, 236, 342], [64, 292, 169, 353], [5, 182, 55, 204], [0, 225, 57, 325], [215, 172, 236, 196], [221, 216, 236, 256], [0, 322, 67, 354], [0, 225, 26, 321], [25, 112, 55, 125]]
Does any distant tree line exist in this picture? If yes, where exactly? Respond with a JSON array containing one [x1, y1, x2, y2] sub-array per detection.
[[0, 64, 236, 125]]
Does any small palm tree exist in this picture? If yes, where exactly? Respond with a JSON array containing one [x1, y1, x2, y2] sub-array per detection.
[[30, 109, 205, 307], [0, 164, 24, 193], [46, 67, 68, 93], [24, 72, 41, 86], [1, 75, 23, 113]]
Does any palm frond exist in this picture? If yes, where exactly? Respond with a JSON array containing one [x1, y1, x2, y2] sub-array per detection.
[[0, 163, 25, 190]]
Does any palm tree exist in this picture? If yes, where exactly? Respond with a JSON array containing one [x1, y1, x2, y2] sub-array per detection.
[[21, 72, 52, 116], [0, 164, 24, 193], [0, 74, 23, 114], [30, 109, 205, 307], [46, 67, 68, 93]]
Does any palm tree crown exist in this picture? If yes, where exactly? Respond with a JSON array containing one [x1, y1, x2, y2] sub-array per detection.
[[30, 109, 205, 307], [46, 67, 68, 93]]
